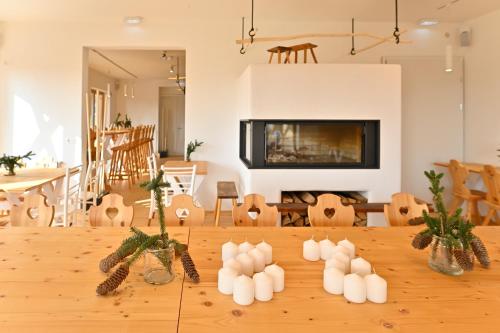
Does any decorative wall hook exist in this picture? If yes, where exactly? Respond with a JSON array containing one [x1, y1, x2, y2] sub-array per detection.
[[350, 18, 357, 56], [249, 0, 256, 43], [240, 17, 247, 54], [393, 0, 401, 44]]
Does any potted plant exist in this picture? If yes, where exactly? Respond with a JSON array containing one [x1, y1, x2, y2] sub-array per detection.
[[123, 114, 132, 128], [412, 170, 490, 275], [186, 139, 204, 162], [0, 151, 35, 176], [96, 170, 200, 295], [111, 113, 124, 129]]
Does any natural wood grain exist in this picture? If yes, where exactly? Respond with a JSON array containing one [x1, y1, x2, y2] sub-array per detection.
[[0, 227, 189, 333], [232, 194, 279, 227], [163, 160, 208, 175], [481, 165, 500, 225], [162, 194, 205, 226], [0, 168, 66, 193], [434, 161, 500, 174], [384, 193, 429, 226], [88, 194, 134, 227], [308, 194, 355, 226], [179, 226, 500, 333], [9, 193, 54, 227]]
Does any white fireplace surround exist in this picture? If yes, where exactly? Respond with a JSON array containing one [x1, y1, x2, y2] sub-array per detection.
[[237, 64, 402, 226]]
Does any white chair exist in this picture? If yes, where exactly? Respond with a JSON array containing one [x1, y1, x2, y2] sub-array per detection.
[[147, 154, 160, 221], [160, 164, 197, 206], [48, 166, 83, 227]]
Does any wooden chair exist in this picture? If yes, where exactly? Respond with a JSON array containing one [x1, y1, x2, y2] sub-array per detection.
[[10, 193, 55, 227], [214, 181, 238, 226], [307, 194, 355, 227], [161, 165, 197, 205], [481, 165, 500, 225], [88, 193, 134, 227], [158, 194, 205, 227], [232, 194, 278, 227], [384, 193, 429, 226], [448, 159, 486, 224]]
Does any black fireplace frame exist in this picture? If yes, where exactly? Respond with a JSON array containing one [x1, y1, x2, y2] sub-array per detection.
[[239, 119, 380, 169]]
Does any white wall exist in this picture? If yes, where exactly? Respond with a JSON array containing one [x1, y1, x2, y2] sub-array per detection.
[[0, 18, 464, 209], [239, 64, 401, 226], [88, 68, 117, 122], [463, 9, 500, 164]]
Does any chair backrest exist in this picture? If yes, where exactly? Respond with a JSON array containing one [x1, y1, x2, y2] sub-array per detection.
[[147, 154, 159, 181], [63, 166, 83, 227], [88, 193, 134, 227], [159, 194, 205, 226], [161, 165, 197, 197], [307, 194, 355, 227], [481, 165, 500, 207], [384, 192, 429, 226], [448, 159, 472, 198], [10, 193, 55, 227], [232, 194, 279, 227]]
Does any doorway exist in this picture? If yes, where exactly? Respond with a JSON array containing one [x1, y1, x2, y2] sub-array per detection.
[[158, 87, 185, 157]]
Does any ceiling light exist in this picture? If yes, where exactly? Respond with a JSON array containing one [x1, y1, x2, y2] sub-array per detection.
[[170, 65, 175, 73], [124, 16, 143, 25], [418, 18, 439, 26], [445, 45, 453, 73]]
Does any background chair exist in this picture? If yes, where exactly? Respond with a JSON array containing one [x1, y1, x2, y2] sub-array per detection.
[[161, 164, 197, 205], [9, 193, 54, 227], [384, 192, 429, 226], [147, 154, 160, 221], [88, 193, 134, 227], [159, 194, 205, 226], [232, 194, 278, 227], [307, 194, 355, 226], [481, 165, 500, 225], [49, 166, 83, 227]]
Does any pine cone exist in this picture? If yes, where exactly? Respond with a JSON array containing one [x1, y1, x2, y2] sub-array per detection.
[[471, 237, 490, 268], [412, 232, 433, 250], [453, 249, 474, 271], [181, 251, 200, 283], [96, 263, 130, 295], [99, 252, 122, 273]]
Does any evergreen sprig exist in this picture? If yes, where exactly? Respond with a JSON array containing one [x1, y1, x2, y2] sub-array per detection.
[[0, 151, 35, 174], [141, 170, 169, 246], [186, 140, 204, 161]]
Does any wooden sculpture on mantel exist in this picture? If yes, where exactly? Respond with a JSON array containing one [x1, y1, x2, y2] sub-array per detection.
[[268, 43, 318, 64]]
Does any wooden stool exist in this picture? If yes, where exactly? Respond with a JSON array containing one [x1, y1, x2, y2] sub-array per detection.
[[267, 46, 292, 64], [286, 43, 318, 64], [214, 181, 238, 226]]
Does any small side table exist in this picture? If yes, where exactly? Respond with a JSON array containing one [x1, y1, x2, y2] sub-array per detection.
[[214, 181, 238, 226]]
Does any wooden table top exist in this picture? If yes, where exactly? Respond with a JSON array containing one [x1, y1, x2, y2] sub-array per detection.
[[0, 227, 189, 333], [434, 162, 500, 174], [1, 226, 499, 332], [0, 168, 66, 193], [163, 160, 208, 175]]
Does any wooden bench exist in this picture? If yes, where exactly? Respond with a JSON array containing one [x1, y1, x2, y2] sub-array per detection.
[[214, 181, 238, 226]]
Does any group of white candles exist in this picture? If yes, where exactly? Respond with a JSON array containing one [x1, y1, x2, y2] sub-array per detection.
[[218, 240, 285, 306], [303, 236, 387, 304]]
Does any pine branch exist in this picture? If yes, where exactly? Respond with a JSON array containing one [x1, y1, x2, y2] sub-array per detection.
[[141, 171, 169, 247], [127, 235, 162, 266]]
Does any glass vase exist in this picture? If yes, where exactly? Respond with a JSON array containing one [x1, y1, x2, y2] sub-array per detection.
[[428, 236, 464, 276], [144, 244, 175, 285]]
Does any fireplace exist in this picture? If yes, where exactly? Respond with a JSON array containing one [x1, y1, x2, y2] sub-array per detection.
[[240, 120, 380, 169]]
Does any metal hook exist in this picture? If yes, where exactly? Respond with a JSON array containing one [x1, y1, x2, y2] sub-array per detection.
[[249, 0, 256, 43], [240, 17, 247, 55], [394, 0, 400, 44], [350, 17, 356, 56]]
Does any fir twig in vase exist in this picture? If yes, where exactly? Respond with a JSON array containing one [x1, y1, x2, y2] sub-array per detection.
[[96, 171, 199, 296], [411, 170, 491, 272]]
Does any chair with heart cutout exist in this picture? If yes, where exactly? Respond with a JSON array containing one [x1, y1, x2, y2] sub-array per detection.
[[88, 193, 134, 227], [159, 194, 204, 226], [307, 194, 355, 227], [232, 194, 279, 227], [10, 193, 55, 227], [384, 192, 429, 226]]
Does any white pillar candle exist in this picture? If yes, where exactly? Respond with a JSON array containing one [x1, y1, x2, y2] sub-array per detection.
[[238, 241, 255, 254], [264, 263, 285, 292], [233, 275, 255, 306], [333, 252, 350, 273], [253, 272, 274, 302], [236, 253, 254, 276], [365, 273, 387, 304], [337, 239, 356, 260], [325, 257, 348, 273], [303, 238, 320, 261], [217, 267, 239, 295], [343, 273, 367, 304], [350, 257, 372, 277], [248, 248, 266, 273], [323, 267, 345, 295], [256, 241, 273, 265], [319, 237, 335, 261], [222, 240, 239, 262], [223, 258, 242, 275], [332, 244, 351, 258]]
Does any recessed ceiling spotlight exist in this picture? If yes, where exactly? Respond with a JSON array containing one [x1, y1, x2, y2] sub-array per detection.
[[124, 16, 143, 25], [418, 18, 440, 26], [170, 65, 175, 73]]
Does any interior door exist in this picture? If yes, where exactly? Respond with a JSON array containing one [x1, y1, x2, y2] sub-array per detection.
[[383, 56, 464, 201], [159, 92, 185, 156]]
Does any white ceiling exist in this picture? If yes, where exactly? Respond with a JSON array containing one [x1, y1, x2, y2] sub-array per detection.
[[88, 49, 186, 80], [0, 0, 499, 23]]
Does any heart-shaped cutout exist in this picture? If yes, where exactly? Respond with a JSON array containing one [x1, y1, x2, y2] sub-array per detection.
[[27, 207, 39, 220], [324, 208, 336, 219], [105, 207, 119, 220], [248, 206, 261, 220], [399, 206, 409, 215]]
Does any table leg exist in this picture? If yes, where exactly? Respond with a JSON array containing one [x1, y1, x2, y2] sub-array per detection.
[[214, 198, 222, 227]]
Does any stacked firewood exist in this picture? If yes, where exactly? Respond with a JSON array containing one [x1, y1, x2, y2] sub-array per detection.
[[281, 191, 368, 227]]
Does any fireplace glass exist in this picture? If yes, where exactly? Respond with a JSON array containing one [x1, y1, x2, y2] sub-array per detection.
[[265, 123, 363, 165]]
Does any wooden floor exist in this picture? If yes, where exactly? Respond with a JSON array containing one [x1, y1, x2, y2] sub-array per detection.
[[110, 175, 234, 227]]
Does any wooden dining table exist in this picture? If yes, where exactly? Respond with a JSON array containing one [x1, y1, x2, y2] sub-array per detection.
[[1, 226, 499, 332], [434, 162, 500, 174]]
